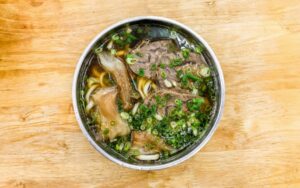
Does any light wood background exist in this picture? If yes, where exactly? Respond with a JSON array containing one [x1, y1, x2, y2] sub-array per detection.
[[0, 0, 299, 187]]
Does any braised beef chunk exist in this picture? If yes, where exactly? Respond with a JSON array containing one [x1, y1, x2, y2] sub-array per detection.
[[97, 52, 133, 110], [92, 87, 130, 141], [131, 131, 172, 154]]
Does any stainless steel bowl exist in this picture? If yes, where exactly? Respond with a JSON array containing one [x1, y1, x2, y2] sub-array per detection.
[[72, 16, 225, 170]]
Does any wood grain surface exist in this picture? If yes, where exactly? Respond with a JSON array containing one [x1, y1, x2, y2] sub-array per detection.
[[0, 0, 300, 187]]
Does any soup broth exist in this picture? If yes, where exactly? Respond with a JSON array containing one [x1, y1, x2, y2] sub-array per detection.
[[79, 24, 217, 162]]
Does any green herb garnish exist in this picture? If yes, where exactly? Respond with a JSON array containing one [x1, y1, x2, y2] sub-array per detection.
[[181, 48, 190, 59], [137, 68, 145, 77], [151, 64, 158, 71], [103, 128, 109, 135], [195, 45, 204, 54], [125, 53, 137, 64], [160, 70, 167, 79], [187, 98, 204, 111], [169, 58, 183, 68], [159, 63, 167, 69]]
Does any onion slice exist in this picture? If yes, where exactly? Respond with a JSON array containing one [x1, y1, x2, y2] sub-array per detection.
[[85, 100, 95, 113], [136, 154, 160, 161], [85, 84, 99, 102], [132, 103, 140, 115]]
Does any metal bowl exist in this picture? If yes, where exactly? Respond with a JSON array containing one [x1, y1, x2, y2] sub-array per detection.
[[72, 16, 225, 170]]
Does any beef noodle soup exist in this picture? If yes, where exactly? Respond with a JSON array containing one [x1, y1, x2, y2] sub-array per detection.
[[79, 24, 217, 162]]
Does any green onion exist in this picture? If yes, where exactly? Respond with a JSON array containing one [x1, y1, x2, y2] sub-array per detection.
[[170, 30, 177, 39], [201, 85, 207, 92], [170, 121, 177, 128], [154, 114, 163, 121], [195, 45, 204, 54], [120, 112, 130, 120], [151, 64, 158, 71], [186, 73, 200, 81], [126, 27, 132, 33], [110, 49, 116, 55], [159, 63, 167, 69], [192, 88, 198, 95], [112, 34, 120, 41], [127, 116, 133, 122], [175, 99, 183, 107], [130, 149, 140, 156], [146, 117, 153, 124], [110, 121, 116, 126], [160, 70, 167, 79], [200, 67, 210, 77], [124, 142, 131, 151], [169, 58, 183, 68], [126, 54, 137, 65], [187, 98, 204, 111], [181, 48, 190, 59], [103, 128, 109, 135], [152, 129, 158, 135], [137, 68, 145, 77], [164, 79, 172, 88], [192, 127, 198, 136], [94, 46, 103, 54], [116, 142, 124, 151], [140, 123, 146, 130]]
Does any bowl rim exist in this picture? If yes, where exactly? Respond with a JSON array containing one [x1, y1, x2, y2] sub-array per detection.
[[72, 16, 225, 170]]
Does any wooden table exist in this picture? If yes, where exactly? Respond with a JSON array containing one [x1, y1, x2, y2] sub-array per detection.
[[1, 0, 299, 187]]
